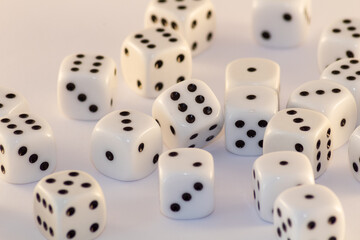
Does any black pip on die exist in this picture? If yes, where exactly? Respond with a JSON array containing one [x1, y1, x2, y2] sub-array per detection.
[[0, 86, 29, 117], [348, 126, 360, 181]]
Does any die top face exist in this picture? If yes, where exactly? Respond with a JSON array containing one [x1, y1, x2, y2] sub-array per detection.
[[0, 87, 28, 117], [322, 18, 360, 42]]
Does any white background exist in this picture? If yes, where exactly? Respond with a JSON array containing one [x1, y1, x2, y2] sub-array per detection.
[[0, 0, 360, 239]]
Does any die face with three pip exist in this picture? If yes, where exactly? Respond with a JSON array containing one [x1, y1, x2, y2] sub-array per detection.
[[252, 0, 311, 48], [274, 184, 345, 240], [91, 110, 162, 181], [158, 148, 214, 220], [58, 53, 117, 120], [348, 126, 360, 181], [121, 27, 192, 98], [0, 87, 29, 117], [252, 151, 315, 223], [145, 0, 216, 56], [0, 113, 56, 184], [34, 170, 106, 240]]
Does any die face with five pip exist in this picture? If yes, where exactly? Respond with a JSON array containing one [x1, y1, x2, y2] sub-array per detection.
[[287, 80, 357, 149], [252, 151, 314, 223], [0, 87, 29, 117], [225, 86, 278, 156], [0, 113, 56, 184], [252, 0, 311, 48], [263, 108, 333, 179], [348, 126, 360, 181], [152, 79, 224, 149], [58, 53, 117, 120], [158, 148, 214, 220], [91, 110, 162, 181], [145, 0, 216, 56], [274, 184, 345, 240], [121, 27, 192, 98], [33, 170, 106, 240]]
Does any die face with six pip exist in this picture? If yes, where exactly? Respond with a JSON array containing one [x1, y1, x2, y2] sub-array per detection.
[[252, 0, 311, 48], [348, 126, 360, 181], [58, 53, 117, 120], [145, 0, 216, 56], [274, 184, 345, 240], [225, 86, 278, 156], [252, 151, 314, 223], [263, 108, 333, 178], [34, 170, 106, 240], [121, 27, 192, 98], [158, 148, 214, 220], [287, 79, 357, 149], [152, 79, 224, 149], [91, 110, 162, 181], [0, 87, 29, 117], [0, 113, 56, 184]]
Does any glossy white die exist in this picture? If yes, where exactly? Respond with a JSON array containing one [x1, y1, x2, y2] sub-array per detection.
[[0, 87, 29, 117], [348, 126, 360, 181]]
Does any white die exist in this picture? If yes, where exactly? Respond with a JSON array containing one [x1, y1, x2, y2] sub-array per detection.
[[252, 0, 311, 48], [287, 80, 357, 149], [58, 53, 117, 120], [121, 27, 192, 98], [91, 110, 162, 181], [0, 87, 29, 117], [225, 86, 278, 156], [348, 126, 360, 181], [158, 148, 214, 219], [252, 151, 314, 222], [274, 184, 345, 240], [145, 0, 216, 56], [33, 170, 106, 240]]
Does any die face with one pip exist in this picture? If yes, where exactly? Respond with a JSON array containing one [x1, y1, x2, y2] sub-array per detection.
[[91, 110, 162, 181], [34, 170, 106, 240], [159, 148, 214, 219], [0, 87, 29, 117], [121, 27, 192, 98], [274, 184, 345, 240], [348, 126, 360, 181]]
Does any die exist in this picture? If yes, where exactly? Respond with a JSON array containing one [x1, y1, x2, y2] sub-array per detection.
[[91, 110, 162, 181], [225, 58, 280, 93], [225, 86, 278, 156], [287, 80, 357, 149], [121, 27, 192, 98], [33, 170, 106, 240], [348, 126, 360, 181], [145, 0, 216, 56], [0, 87, 29, 117], [274, 184, 345, 240], [58, 53, 117, 120], [158, 148, 214, 219], [0, 113, 56, 184], [318, 18, 360, 71], [152, 79, 223, 149], [252, 151, 314, 222], [263, 108, 332, 178], [252, 0, 311, 48]]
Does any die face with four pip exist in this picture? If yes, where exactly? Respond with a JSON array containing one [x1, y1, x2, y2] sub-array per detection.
[[0, 113, 56, 184], [348, 126, 360, 181], [58, 53, 117, 120], [225, 86, 278, 156], [263, 108, 332, 178], [274, 184, 345, 240], [0, 87, 29, 117], [158, 148, 214, 220], [318, 18, 360, 71], [91, 110, 162, 181], [121, 27, 192, 98], [252, 151, 314, 223], [287, 80, 357, 149], [252, 0, 311, 48], [152, 79, 224, 149], [33, 170, 106, 240], [145, 0, 216, 56]]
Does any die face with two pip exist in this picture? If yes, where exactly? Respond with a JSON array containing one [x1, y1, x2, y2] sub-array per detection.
[[0, 87, 29, 117], [158, 148, 214, 219], [34, 170, 106, 240], [263, 108, 332, 178], [152, 79, 224, 149], [121, 27, 192, 98], [225, 86, 278, 156], [348, 126, 360, 181], [252, 0, 311, 48], [91, 110, 162, 181], [58, 53, 117, 120], [252, 151, 314, 223], [287, 80, 357, 149], [145, 0, 216, 56], [274, 184, 345, 240], [0, 113, 56, 184]]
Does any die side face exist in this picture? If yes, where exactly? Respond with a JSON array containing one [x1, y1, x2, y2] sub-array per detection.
[[348, 126, 360, 181], [0, 88, 29, 117]]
